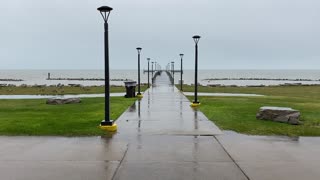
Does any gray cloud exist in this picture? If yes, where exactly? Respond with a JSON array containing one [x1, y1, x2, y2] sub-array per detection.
[[0, 0, 319, 69]]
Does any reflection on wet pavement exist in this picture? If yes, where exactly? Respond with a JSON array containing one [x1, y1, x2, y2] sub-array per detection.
[[115, 72, 222, 136], [217, 131, 320, 180], [109, 72, 248, 180]]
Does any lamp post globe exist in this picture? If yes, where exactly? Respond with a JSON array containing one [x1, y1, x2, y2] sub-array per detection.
[[97, 6, 117, 131], [191, 35, 201, 107]]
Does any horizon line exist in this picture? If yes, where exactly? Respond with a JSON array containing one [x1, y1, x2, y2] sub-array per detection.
[[0, 69, 320, 71]]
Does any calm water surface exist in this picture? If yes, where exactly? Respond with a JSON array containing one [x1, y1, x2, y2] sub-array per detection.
[[0, 69, 319, 86]]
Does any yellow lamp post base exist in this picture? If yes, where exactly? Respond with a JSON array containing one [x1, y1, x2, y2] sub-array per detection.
[[136, 94, 143, 98], [100, 123, 118, 132], [190, 102, 201, 107]]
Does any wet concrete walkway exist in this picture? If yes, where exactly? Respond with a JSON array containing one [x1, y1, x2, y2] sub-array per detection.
[[217, 131, 320, 180], [104, 72, 248, 179], [2, 72, 319, 180]]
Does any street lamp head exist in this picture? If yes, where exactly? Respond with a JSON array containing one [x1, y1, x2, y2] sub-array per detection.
[[97, 6, 113, 12], [171, 61, 174, 64], [180, 54, 184, 58], [147, 58, 150, 61], [136, 47, 142, 53], [97, 6, 113, 22], [192, 35, 201, 44], [152, 61, 154, 64]]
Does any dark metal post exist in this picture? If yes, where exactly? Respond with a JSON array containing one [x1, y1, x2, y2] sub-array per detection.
[[171, 61, 174, 85], [180, 54, 184, 91], [97, 6, 114, 126], [104, 21, 110, 124], [136, 48, 142, 96], [194, 43, 198, 103], [151, 62, 154, 84], [192, 35, 201, 105], [147, 58, 150, 88]]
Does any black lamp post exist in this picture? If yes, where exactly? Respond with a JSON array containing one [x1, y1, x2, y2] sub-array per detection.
[[192, 35, 201, 106], [136, 47, 143, 97], [147, 58, 150, 88], [180, 54, 184, 91], [97, 6, 116, 130], [171, 61, 175, 85], [151, 61, 154, 84]]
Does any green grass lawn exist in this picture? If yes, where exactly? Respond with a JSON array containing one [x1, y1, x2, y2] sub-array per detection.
[[184, 85, 320, 136], [181, 84, 320, 99], [0, 85, 148, 95], [0, 97, 135, 136]]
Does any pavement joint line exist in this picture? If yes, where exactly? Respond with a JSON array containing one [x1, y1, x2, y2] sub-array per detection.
[[213, 136, 251, 180], [158, 134, 217, 136], [111, 143, 129, 180], [0, 160, 120, 162], [116, 160, 236, 163]]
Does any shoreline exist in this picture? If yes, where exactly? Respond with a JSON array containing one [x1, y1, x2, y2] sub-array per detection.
[[0, 82, 320, 88]]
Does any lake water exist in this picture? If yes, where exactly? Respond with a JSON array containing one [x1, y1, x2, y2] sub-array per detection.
[[0, 69, 320, 86]]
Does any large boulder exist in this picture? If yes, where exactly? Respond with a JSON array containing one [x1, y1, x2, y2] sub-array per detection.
[[46, 98, 81, 105], [256, 106, 301, 125]]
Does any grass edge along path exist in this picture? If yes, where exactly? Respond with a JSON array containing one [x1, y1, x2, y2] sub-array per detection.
[[0, 85, 149, 95], [0, 97, 136, 136]]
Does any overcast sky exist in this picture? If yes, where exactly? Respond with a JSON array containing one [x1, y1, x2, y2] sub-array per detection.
[[0, 0, 319, 70]]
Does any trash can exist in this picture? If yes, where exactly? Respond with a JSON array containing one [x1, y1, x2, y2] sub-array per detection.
[[124, 81, 137, 98]]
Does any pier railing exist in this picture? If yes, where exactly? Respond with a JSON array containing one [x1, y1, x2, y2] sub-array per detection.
[[144, 70, 181, 73], [165, 71, 174, 85], [151, 71, 162, 84]]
